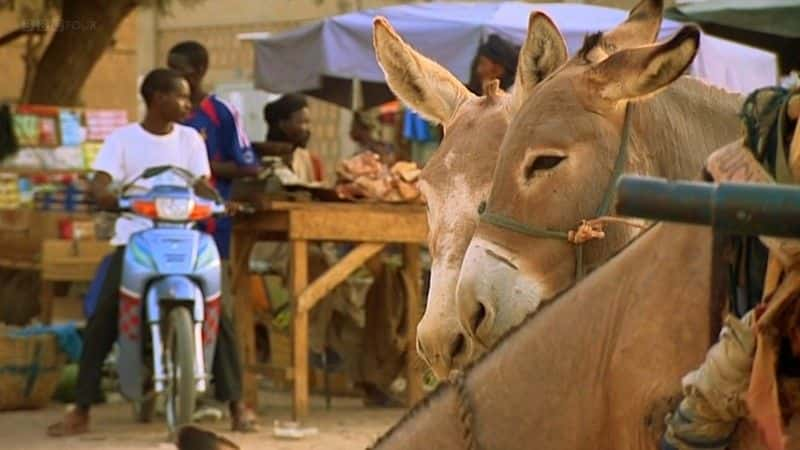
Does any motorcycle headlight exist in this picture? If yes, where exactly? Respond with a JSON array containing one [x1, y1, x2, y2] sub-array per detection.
[[155, 197, 194, 221]]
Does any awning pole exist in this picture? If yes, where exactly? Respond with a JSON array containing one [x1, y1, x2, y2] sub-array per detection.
[[351, 77, 363, 110]]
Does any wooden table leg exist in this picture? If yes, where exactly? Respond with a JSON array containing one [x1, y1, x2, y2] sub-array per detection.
[[297, 243, 384, 314], [230, 234, 258, 408], [403, 243, 424, 407], [291, 240, 309, 421], [39, 280, 54, 325]]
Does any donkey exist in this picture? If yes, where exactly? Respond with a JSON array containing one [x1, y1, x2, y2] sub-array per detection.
[[370, 105, 800, 448], [373, 0, 667, 378], [370, 220, 800, 450], [456, 19, 743, 351]]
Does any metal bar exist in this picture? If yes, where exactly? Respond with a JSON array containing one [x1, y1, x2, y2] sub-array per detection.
[[615, 175, 800, 237], [151, 323, 166, 392], [194, 322, 207, 393]]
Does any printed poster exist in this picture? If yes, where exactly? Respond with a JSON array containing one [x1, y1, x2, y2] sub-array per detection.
[[85, 110, 128, 141], [16, 104, 61, 147], [82, 142, 102, 169], [59, 109, 85, 147], [13, 114, 40, 146]]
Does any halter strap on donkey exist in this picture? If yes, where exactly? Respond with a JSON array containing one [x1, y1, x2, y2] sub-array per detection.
[[477, 102, 643, 280], [450, 103, 639, 450], [453, 86, 799, 450]]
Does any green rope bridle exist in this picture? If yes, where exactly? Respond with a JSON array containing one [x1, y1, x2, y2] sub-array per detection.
[[477, 102, 635, 280]]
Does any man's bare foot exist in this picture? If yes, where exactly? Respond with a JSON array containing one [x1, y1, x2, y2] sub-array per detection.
[[229, 401, 259, 433], [46, 406, 90, 437]]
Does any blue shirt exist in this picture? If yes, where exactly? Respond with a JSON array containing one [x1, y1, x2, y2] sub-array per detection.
[[183, 95, 258, 259]]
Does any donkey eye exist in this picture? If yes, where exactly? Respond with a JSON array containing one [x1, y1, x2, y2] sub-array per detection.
[[525, 155, 566, 179]]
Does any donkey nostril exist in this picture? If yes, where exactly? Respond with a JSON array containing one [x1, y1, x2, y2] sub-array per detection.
[[449, 333, 466, 361], [470, 302, 487, 335]]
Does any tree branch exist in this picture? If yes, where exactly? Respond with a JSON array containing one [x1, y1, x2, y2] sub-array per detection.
[[25, 0, 138, 105], [0, 26, 45, 47]]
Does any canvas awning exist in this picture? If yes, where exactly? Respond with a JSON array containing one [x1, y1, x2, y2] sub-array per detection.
[[666, 0, 800, 73], [246, 1, 779, 109]]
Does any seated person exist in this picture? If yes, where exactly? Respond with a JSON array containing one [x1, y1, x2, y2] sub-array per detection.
[[252, 94, 324, 184], [466, 34, 520, 95], [350, 111, 396, 165], [250, 96, 405, 406]]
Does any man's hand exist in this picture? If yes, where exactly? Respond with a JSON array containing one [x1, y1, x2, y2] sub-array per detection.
[[193, 177, 221, 201], [89, 172, 119, 210], [224, 201, 254, 216]]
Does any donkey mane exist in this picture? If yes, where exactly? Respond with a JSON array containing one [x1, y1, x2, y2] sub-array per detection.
[[577, 31, 604, 61]]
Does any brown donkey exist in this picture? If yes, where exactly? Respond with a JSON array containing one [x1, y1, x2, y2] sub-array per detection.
[[369, 98, 800, 450], [371, 222, 799, 450], [373, 0, 668, 378], [456, 22, 743, 350]]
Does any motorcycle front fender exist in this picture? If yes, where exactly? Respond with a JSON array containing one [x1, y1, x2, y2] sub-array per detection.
[[146, 275, 205, 323]]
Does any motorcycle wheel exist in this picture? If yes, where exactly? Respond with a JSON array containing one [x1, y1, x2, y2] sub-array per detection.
[[165, 307, 196, 434], [132, 370, 157, 423]]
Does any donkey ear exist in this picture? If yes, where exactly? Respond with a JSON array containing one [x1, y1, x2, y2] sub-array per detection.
[[515, 13, 567, 95], [587, 0, 664, 62], [585, 25, 699, 104], [373, 17, 474, 124], [509, 12, 567, 113]]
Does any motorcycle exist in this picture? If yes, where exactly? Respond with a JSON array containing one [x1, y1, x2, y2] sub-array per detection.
[[114, 165, 226, 433]]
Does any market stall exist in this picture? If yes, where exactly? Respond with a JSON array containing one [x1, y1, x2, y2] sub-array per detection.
[[229, 151, 429, 418], [0, 103, 125, 325]]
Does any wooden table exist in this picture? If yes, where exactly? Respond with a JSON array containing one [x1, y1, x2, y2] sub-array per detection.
[[230, 200, 428, 420]]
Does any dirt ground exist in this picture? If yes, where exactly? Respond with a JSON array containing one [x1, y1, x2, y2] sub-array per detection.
[[0, 391, 405, 450]]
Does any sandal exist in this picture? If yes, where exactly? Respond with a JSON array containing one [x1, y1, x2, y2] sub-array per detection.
[[47, 407, 90, 437]]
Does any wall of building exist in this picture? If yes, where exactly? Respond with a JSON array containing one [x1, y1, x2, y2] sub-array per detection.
[[136, 0, 678, 179], [0, 0, 677, 133], [0, 9, 139, 119]]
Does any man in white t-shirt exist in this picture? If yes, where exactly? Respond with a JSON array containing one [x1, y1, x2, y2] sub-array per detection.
[[47, 68, 256, 437]]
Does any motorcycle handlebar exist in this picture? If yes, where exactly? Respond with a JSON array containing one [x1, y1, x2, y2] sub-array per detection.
[[114, 196, 231, 218]]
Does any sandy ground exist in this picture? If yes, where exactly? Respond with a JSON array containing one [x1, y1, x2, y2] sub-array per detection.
[[0, 391, 405, 450]]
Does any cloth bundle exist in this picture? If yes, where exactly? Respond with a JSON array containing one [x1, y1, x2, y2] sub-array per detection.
[[334, 151, 423, 203]]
